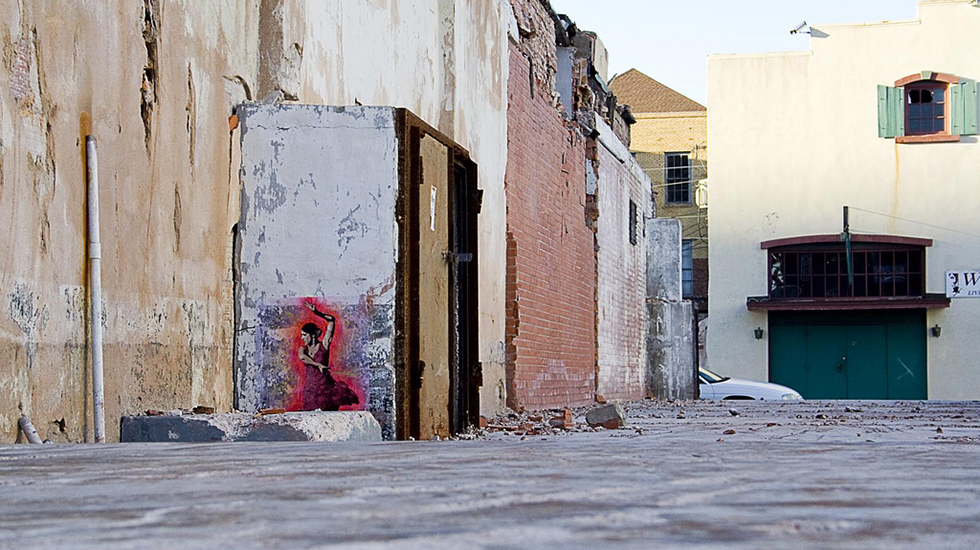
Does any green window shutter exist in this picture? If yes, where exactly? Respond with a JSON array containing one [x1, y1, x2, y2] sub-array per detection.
[[951, 80, 978, 136], [877, 85, 905, 138]]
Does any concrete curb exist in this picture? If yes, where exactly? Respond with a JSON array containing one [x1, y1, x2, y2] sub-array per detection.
[[120, 411, 382, 443]]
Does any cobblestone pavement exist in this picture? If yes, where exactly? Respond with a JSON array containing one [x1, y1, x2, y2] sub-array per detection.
[[1, 400, 978, 549]]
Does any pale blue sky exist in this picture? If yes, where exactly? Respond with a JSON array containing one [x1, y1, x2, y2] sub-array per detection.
[[550, 0, 923, 106]]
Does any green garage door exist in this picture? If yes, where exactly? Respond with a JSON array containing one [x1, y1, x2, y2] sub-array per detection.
[[769, 310, 927, 399]]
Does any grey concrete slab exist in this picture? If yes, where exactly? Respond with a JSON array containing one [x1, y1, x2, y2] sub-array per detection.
[[119, 411, 382, 443], [1, 401, 978, 549]]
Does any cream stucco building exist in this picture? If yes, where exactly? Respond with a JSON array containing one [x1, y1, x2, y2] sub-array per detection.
[[707, 0, 980, 399]]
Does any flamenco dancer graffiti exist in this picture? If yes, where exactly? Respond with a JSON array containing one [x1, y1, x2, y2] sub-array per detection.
[[251, 296, 369, 412], [296, 300, 360, 411]]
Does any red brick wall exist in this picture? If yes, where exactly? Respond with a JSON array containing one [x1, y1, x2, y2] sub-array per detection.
[[505, 45, 596, 410], [693, 258, 709, 300]]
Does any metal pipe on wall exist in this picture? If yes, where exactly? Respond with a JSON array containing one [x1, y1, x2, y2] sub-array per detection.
[[86, 136, 106, 443], [18, 416, 42, 444]]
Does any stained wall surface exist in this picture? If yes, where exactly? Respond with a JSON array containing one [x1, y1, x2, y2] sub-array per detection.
[[0, 0, 259, 442], [646, 218, 696, 400], [0, 0, 512, 442], [595, 119, 651, 401], [707, 0, 980, 398], [236, 105, 397, 438], [269, 0, 513, 417]]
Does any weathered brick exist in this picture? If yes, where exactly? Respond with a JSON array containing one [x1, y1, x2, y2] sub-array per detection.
[[504, 46, 596, 411]]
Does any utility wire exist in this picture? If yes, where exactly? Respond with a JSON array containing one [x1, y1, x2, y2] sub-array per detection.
[[848, 206, 980, 240]]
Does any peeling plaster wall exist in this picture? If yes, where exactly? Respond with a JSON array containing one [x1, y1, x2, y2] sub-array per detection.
[[0, 0, 512, 442], [0, 1, 259, 442], [236, 105, 397, 438], [646, 218, 696, 400], [258, 0, 512, 417], [594, 119, 651, 401]]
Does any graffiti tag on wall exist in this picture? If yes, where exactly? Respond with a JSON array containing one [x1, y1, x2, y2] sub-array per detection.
[[253, 297, 368, 411]]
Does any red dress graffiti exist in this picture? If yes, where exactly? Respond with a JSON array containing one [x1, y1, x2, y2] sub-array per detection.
[[298, 301, 359, 411]]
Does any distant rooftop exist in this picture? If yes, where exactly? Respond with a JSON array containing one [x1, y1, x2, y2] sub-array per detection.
[[610, 69, 706, 114]]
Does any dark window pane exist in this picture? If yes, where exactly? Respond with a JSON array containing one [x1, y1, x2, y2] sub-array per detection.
[[896, 278, 908, 296], [827, 254, 839, 275], [854, 275, 867, 297], [910, 275, 923, 296], [909, 250, 922, 272], [907, 84, 947, 135]]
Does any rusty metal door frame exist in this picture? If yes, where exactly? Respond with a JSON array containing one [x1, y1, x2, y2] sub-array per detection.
[[395, 109, 480, 440]]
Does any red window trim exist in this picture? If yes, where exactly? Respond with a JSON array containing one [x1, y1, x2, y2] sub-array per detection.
[[894, 72, 958, 87], [746, 295, 950, 311], [895, 73, 961, 142], [760, 234, 933, 250], [896, 134, 961, 144]]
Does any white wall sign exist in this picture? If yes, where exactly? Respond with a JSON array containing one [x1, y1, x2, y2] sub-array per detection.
[[946, 270, 980, 298]]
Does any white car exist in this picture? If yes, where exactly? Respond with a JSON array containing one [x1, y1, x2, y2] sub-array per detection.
[[699, 367, 803, 401]]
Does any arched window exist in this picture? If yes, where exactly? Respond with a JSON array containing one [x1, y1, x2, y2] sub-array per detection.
[[878, 71, 977, 143], [906, 80, 947, 135], [746, 235, 950, 312], [766, 241, 924, 299]]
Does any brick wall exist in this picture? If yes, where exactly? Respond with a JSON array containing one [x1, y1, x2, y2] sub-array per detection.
[[595, 124, 651, 402], [505, 45, 597, 410], [631, 112, 708, 306], [693, 258, 709, 300], [631, 113, 708, 265]]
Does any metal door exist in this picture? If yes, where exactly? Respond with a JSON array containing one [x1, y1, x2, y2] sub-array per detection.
[[844, 325, 888, 399], [769, 310, 926, 399], [404, 119, 481, 440], [417, 134, 452, 440], [803, 325, 848, 399]]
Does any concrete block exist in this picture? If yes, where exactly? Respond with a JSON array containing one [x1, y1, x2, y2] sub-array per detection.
[[646, 300, 696, 400], [586, 404, 627, 429], [236, 105, 399, 440], [647, 218, 683, 302], [120, 411, 382, 443]]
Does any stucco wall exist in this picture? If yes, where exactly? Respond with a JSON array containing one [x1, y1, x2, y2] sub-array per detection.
[[646, 218, 696, 400], [707, 0, 980, 398], [595, 119, 651, 401], [268, 0, 513, 417], [236, 105, 398, 437], [0, 0, 512, 442], [0, 1, 258, 442]]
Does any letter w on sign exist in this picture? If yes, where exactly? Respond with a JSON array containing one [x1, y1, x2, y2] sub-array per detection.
[[946, 270, 980, 298]]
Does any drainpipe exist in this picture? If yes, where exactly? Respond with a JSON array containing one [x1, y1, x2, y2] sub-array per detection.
[[18, 416, 42, 444], [86, 136, 106, 443]]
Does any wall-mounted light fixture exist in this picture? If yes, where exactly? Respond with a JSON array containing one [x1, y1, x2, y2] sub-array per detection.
[[754, 327, 764, 340], [931, 325, 942, 338]]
